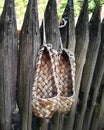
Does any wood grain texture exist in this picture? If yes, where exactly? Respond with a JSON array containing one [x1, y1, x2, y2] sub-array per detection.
[[0, 0, 18, 129], [82, 18, 104, 130], [17, 0, 40, 130], [63, 0, 89, 130], [44, 0, 61, 50], [74, 3, 101, 130]]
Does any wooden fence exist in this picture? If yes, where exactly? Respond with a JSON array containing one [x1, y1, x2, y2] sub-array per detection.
[[0, 0, 104, 130]]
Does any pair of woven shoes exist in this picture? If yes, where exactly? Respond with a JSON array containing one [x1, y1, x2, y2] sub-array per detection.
[[32, 44, 75, 119]]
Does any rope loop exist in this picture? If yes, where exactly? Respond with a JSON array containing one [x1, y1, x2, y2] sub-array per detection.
[[59, 18, 68, 29]]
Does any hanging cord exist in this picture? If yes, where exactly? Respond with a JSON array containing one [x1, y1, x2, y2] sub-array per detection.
[[60, 40, 64, 50], [59, 18, 68, 50], [59, 18, 68, 29], [43, 15, 47, 46]]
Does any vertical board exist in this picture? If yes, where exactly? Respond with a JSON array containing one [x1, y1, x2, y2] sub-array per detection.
[[63, 0, 89, 130], [83, 18, 104, 130], [17, 0, 40, 129], [74, 3, 101, 130], [44, 0, 61, 50], [0, 0, 18, 129]]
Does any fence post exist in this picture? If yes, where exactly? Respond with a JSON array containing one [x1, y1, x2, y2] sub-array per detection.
[[0, 0, 18, 129], [59, 0, 75, 50], [63, 0, 89, 130], [44, 0, 61, 50], [97, 74, 104, 130], [90, 86, 104, 130], [82, 18, 104, 130], [17, 0, 40, 129], [74, 3, 101, 130]]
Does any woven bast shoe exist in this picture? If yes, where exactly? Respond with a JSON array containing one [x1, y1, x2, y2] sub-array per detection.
[[32, 44, 59, 119], [55, 48, 76, 113]]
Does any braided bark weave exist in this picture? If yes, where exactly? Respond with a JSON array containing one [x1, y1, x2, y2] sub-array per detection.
[[55, 49, 75, 113], [32, 44, 58, 118]]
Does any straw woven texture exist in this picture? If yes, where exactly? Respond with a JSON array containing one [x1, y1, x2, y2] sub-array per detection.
[[56, 49, 75, 113], [32, 44, 75, 118], [32, 45, 58, 118]]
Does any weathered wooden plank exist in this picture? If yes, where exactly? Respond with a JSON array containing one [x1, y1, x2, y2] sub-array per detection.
[[98, 85, 104, 130], [48, 113, 60, 130], [17, 0, 40, 129], [60, 0, 75, 52], [32, 115, 43, 130], [59, 0, 75, 49], [90, 84, 104, 130], [63, 0, 89, 130], [98, 113, 104, 130], [0, 0, 18, 129], [74, 3, 101, 130], [97, 74, 104, 130], [66, 0, 75, 53], [43, 0, 61, 50], [82, 18, 104, 130]]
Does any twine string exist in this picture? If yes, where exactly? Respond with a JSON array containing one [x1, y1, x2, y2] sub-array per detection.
[[43, 15, 47, 46]]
